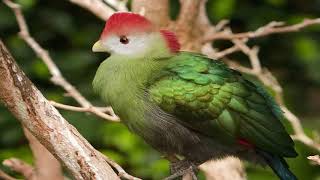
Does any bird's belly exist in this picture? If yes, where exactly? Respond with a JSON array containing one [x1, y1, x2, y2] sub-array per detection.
[[122, 115, 238, 163], [104, 88, 250, 164]]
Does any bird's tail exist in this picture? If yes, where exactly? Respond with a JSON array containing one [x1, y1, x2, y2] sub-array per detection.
[[257, 150, 297, 180]]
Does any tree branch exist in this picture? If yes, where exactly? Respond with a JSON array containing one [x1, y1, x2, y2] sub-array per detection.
[[219, 39, 320, 152], [132, 0, 170, 29], [0, 169, 16, 180], [308, 155, 320, 165], [23, 128, 64, 180], [6, 0, 317, 179], [97, 151, 142, 180], [203, 18, 320, 42], [2, 128, 64, 180], [3, 158, 34, 179], [199, 157, 246, 180], [104, 0, 128, 12], [0, 40, 120, 180], [68, 0, 115, 20], [3, 0, 119, 122]]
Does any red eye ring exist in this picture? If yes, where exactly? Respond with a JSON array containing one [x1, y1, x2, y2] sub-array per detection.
[[119, 35, 129, 44]]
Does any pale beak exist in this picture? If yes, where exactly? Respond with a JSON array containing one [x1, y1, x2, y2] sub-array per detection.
[[92, 40, 108, 52]]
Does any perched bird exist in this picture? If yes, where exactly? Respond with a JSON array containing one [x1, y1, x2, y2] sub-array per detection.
[[92, 12, 297, 180]]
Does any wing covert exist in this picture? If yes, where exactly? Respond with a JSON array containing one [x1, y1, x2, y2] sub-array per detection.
[[148, 52, 297, 157]]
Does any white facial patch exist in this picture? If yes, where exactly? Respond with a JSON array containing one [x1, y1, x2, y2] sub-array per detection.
[[102, 33, 153, 55]]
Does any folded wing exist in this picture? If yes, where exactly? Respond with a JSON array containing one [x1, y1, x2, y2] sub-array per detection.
[[148, 53, 297, 157]]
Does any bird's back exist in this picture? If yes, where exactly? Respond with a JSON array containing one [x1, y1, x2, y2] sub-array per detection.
[[147, 52, 297, 158]]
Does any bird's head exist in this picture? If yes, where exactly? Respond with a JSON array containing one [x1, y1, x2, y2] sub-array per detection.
[[92, 12, 180, 58]]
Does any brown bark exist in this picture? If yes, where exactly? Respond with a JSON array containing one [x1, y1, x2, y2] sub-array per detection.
[[132, 0, 170, 29], [23, 128, 64, 180], [0, 40, 119, 180]]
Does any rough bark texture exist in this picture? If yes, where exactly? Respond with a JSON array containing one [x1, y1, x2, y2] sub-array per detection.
[[0, 40, 119, 180]]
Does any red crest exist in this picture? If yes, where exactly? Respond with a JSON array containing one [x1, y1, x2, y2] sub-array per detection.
[[101, 12, 153, 38]]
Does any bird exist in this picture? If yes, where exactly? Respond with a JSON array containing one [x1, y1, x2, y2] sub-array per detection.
[[92, 12, 298, 180]]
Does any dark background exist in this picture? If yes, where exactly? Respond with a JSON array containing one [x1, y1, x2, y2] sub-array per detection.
[[0, 0, 320, 179]]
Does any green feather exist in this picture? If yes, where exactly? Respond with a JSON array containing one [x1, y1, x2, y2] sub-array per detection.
[[148, 52, 296, 157], [93, 45, 297, 159]]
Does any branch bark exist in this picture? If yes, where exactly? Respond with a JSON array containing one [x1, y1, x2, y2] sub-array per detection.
[[2, 128, 63, 180], [69, 0, 115, 20], [4, 0, 318, 179], [0, 40, 119, 180], [23, 128, 64, 180], [0, 169, 16, 180], [203, 19, 320, 42], [132, 0, 170, 29], [308, 155, 320, 165], [3, 158, 34, 179], [3, 0, 119, 122]]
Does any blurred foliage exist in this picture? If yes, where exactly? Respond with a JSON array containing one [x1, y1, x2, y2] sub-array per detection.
[[0, 0, 320, 179]]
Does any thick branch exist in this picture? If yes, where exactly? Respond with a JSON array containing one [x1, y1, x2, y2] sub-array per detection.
[[3, 0, 119, 122], [132, 0, 170, 29], [174, 0, 202, 51], [0, 40, 119, 180], [199, 158, 246, 180]]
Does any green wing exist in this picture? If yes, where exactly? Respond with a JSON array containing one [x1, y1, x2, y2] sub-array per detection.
[[148, 52, 297, 157]]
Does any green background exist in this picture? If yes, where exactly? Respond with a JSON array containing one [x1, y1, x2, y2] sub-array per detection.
[[0, 0, 320, 179]]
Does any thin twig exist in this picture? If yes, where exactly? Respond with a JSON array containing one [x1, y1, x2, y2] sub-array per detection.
[[104, 0, 128, 12], [203, 39, 248, 59], [50, 101, 119, 120], [97, 151, 142, 180], [283, 106, 320, 151], [231, 39, 261, 73], [308, 155, 320, 165], [69, 0, 114, 20], [204, 28, 320, 152], [2, 158, 34, 179], [224, 59, 256, 75], [211, 45, 240, 59], [203, 18, 320, 42], [222, 39, 320, 152], [3, 0, 119, 122], [0, 169, 16, 180]]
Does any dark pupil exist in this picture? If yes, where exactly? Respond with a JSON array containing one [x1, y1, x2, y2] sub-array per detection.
[[119, 36, 129, 44]]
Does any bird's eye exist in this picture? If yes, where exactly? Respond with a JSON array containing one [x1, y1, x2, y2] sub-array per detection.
[[119, 35, 129, 44]]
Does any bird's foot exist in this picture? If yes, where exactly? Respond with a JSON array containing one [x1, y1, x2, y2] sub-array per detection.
[[164, 160, 198, 180]]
